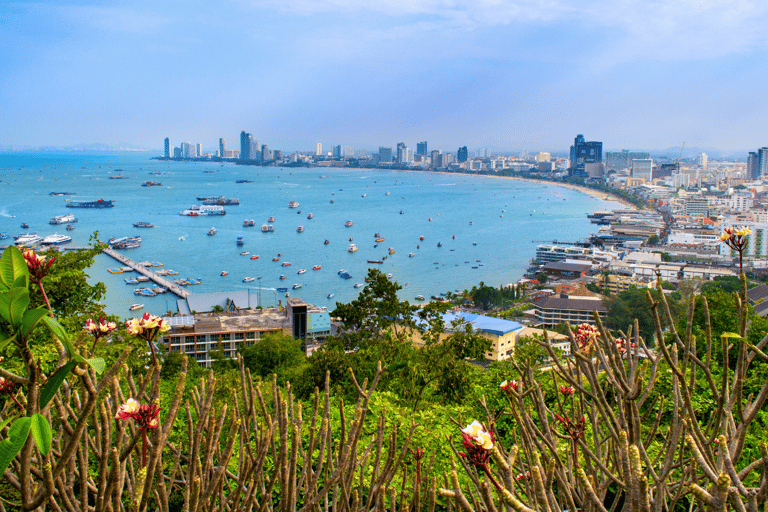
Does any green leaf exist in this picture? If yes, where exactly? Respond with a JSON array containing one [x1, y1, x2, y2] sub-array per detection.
[[0, 329, 15, 353], [0, 246, 29, 292], [86, 357, 106, 375], [29, 414, 51, 456], [39, 361, 78, 410], [20, 308, 50, 339], [721, 332, 743, 339], [0, 287, 30, 329], [40, 316, 83, 362], [0, 417, 31, 475]]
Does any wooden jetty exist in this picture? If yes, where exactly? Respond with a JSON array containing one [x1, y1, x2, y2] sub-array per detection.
[[102, 248, 191, 298]]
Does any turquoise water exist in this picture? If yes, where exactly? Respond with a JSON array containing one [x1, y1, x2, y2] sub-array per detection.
[[0, 152, 620, 318]]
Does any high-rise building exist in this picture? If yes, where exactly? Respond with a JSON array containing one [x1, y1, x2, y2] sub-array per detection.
[[416, 141, 428, 156], [196, 143, 202, 158], [569, 134, 602, 176], [696, 153, 708, 169], [316, 143, 322, 156], [748, 152, 760, 180], [759, 147, 768, 178], [344, 146, 354, 159], [180, 142, 192, 158], [535, 152, 551, 163], [430, 150, 441, 167], [219, 138, 226, 158], [605, 150, 650, 171], [240, 131, 253, 160], [164, 138, 170, 158], [632, 159, 653, 181], [396, 142, 408, 164], [261, 145, 271, 161], [379, 147, 393, 163], [332, 145, 342, 159], [457, 146, 468, 162]]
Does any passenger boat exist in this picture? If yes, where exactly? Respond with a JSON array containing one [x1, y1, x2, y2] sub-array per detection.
[[208, 227, 217, 235], [297, 226, 304, 233], [237, 236, 244, 246], [108, 236, 141, 249], [133, 222, 154, 228], [292, 283, 302, 289], [41, 234, 73, 245], [345, 220, 353, 227], [243, 219, 256, 227], [288, 201, 299, 208], [347, 244, 358, 253], [281, 262, 292, 267], [297, 269, 306, 274], [313, 265, 321, 270], [66, 199, 115, 208], [221, 271, 228, 276], [180, 204, 225, 216], [307, 213, 313, 219], [243, 277, 255, 282], [251, 255, 259, 260], [129, 304, 144, 311], [201, 196, 239, 205], [109, 175, 128, 180], [50, 213, 77, 225]]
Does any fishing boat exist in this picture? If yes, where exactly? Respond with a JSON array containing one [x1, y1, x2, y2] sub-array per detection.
[[237, 236, 244, 246], [243, 277, 255, 282], [345, 220, 353, 227], [297, 269, 306, 274], [220, 271, 228, 276], [313, 265, 321, 270], [347, 244, 358, 253], [288, 201, 299, 208], [66, 199, 115, 208], [208, 227, 217, 235], [129, 304, 144, 311], [133, 222, 154, 228], [243, 219, 256, 227]]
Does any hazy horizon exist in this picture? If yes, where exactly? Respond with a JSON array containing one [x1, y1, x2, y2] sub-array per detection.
[[3, 1, 767, 153]]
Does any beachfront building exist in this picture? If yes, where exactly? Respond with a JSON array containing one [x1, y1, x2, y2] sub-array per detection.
[[533, 295, 608, 328]]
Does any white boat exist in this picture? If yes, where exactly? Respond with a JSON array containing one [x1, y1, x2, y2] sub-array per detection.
[[297, 269, 306, 274], [49, 213, 76, 225], [415, 295, 425, 301], [15, 233, 43, 246], [41, 233, 73, 245], [207, 228, 217, 235], [179, 205, 226, 216], [288, 201, 299, 208], [129, 304, 144, 311], [327, 293, 334, 299], [347, 244, 358, 252], [297, 226, 304, 233], [243, 277, 255, 282], [178, 236, 185, 241], [354, 283, 364, 288]]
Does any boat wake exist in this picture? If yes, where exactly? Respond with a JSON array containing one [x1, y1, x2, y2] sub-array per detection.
[[0, 208, 15, 218]]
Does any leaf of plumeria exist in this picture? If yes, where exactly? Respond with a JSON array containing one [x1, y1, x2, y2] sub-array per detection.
[[29, 413, 52, 456], [20, 308, 50, 339], [0, 417, 31, 475], [0, 329, 16, 353], [0, 287, 30, 330], [86, 357, 106, 374], [0, 246, 29, 292], [39, 361, 78, 410]]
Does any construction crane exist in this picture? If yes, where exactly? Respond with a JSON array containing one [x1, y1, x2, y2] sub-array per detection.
[[676, 142, 685, 173]]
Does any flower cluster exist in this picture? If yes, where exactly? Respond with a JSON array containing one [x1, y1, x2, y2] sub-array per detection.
[[126, 313, 171, 341], [85, 317, 117, 338], [459, 420, 494, 467], [500, 380, 522, 392], [553, 412, 587, 437], [0, 376, 16, 395], [574, 323, 599, 352], [614, 337, 635, 354], [116, 398, 160, 430], [559, 385, 575, 396], [720, 226, 752, 248], [23, 250, 55, 283]]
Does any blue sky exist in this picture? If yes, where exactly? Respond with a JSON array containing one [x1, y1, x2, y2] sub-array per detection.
[[2, 0, 767, 153]]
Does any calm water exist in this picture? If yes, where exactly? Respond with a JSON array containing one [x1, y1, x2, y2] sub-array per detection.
[[0, 152, 620, 317]]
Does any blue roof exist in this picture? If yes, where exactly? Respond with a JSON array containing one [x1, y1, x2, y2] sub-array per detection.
[[442, 311, 522, 336]]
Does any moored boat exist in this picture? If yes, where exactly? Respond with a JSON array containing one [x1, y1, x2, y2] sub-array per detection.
[[221, 271, 228, 276], [243, 277, 255, 282], [307, 213, 313, 219], [41, 233, 73, 245], [292, 283, 302, 289], [251, 255, 259, 260], [297, 269, 306, 274], [133, 221, 154, 228], [281, 262, 292, 267], [324, 239, 330, 245], [288, 201, 299, 208], [243, 219, 256, 227], [67, 199, 115, 208], [180, 205, 225, 216], [354, 283, 364, 288], [142, 181, 162, 187], [129, 304, 144, 311], [236, 236, 244, 246], [208, 227, 217, 235], [345, 220, 353, 227], [347, 244, 358, 252], [66, 224, 75, 231], [313, 265, 321, 270], [297, 226, 304, 233], [268, 216, 275, 222], [50, 213, 77, 225]]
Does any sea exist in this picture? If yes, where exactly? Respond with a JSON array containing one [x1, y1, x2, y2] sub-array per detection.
[[0, 152, 622, 318]]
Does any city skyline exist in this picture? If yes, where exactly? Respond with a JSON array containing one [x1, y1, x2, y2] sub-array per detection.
[[2, 1, 768, 152]]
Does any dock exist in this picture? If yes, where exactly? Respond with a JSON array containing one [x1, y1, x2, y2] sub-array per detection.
[[102, 248, 191, 298]]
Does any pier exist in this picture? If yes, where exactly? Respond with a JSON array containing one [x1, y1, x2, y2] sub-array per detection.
[[102, 248, 191, 298]]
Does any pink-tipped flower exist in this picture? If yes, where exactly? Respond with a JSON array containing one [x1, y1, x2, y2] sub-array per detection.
[[85, 317, 117, 337], [411, 447, 424, 460], [116, 399, 160, 430], [614, 337, 635, 354], [23, 250, 55, 283], [559, 385, 575, 396], [115, 398, 141, 420], [500, 380, 522, 392], [125, 313, 171, 341], [720, 225, 751, 251], [0, 377, 16, 395], [574, 323, 599, 352], [459, 420, 495, 467]]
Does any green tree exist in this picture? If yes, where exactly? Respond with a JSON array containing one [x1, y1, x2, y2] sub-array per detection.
[[647, 234, 660, 246], [535, 272, 548, 285], [239, 332, 307, 385]]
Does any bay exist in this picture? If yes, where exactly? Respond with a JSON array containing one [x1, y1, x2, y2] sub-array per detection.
[[0, 152, 621, 318]]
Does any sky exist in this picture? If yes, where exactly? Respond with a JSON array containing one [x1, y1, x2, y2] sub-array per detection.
[[2, 0, 768, 154]]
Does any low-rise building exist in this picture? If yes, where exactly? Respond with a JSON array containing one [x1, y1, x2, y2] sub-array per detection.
[[533, 295, 608, 327]]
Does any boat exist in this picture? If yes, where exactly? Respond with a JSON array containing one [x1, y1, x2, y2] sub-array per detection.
[[142, 181, 162, 187], [307, 213, 313, 219], [408, 253, 415, 257], [339, 272, 352, 280], [452, 234, 456, 239], [20, 223, 29, 229], [166, 270, 179, 275], [107, 268, 123, 274], [338, 269, 347, 274], [282, 262, 292, 267], [41, 234, 73, 245], [261, 224, 274, 232], [297, 269, 306, 274], [208, 227, 217, 235], [292, 283, 302, 289], [268, 216, 275, 222], [313, 265, 321, 270], [178, 236, 185, 241], [362, 194, 367, 198], [49, 213, 77, 225], [297, 226, 304, 233], [288, 201, 300, 208], [243, 277, 255, 282], [66, 224, 75, 231], [327, 294, 334, 299], [419, 236, 424, 241], [330, 199, 334, 204], [49, 192, 75, 196], [180, 205, 225, 216], [345, 220, 353, 227], [129, 304, 144, 311], [367, 260, 383, 264], [221, 271, 228, 276], [201, 196, 239, 205], [66, 199, 115, 208], [241, 251, 249, 256], [237, 236, 244, 246], [109, 175, 128, 180], [251, 255, 259, 260], [388, 248, 395, 255], [280, 275, 286, 280], [400, 210, 404, 214], [0, 233, 9, 240], [108, 236, 141, 249], [375, 238, 385, 242], [273, 257, 280, 262], [125, 277, 139, 284], [387, 273, 393, 278], [437, 241, 442, 247], [285, 292, 290, 297], [347, 244, 358, 253], [415, 295, 425, 301], [236, 180, 253, 183], [354, 283, 364, 288], [133, 222, 154, 228], [243, 219, 256, 227], [324, 239, 330, 245]]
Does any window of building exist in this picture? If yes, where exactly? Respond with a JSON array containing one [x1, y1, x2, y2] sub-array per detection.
[[196, 335, 206, 343], [185, 335, 195, 344], [234, 332, 244, 341], [245, 332, 255, 340], [219, 333, 231, 341]]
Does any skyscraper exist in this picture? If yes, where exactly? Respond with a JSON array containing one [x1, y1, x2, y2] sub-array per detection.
[[569, 134, 602, 176], [416, 141, 428, 156], [195, 143, 202, 158], [219, 138, 226, 158], [759, 147, 768, 178], [164, 138, 170, 158], [396, 142, 408, 163], [632, 159, 653, 181], [332, 145, 342, 159], [748, 152, 759, 180], [379, 147, 393, 163], [457, 146, 468, 162], [240, 131, 251, 160], [316, 143, 322, 156], [261, 145, 271, 161]]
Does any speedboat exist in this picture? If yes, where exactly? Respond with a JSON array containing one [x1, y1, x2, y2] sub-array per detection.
[[354, 283, 364, 288], [347, 244, 358, 252], [297, 269, 306, 274], [313, 265, 321, 270], [297, 226, 304, 233], [288, 201, 299, 208], [292, 283, 302, 289], [327, 293, 334, 299], [273, 257, 280, 262], [221, 271, 228, 276], [241, 251, 249, 256], [251, 255, 259, 260], [243, 277, 255, 282], [375, 238, 385, 242], [208, 228, 217, 235], [178, 236, 185, 241], [437, 241, 442, 247], [408, 253, 415, 257], [282, 262, 292, 267], [129, 304, 144, 311]]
